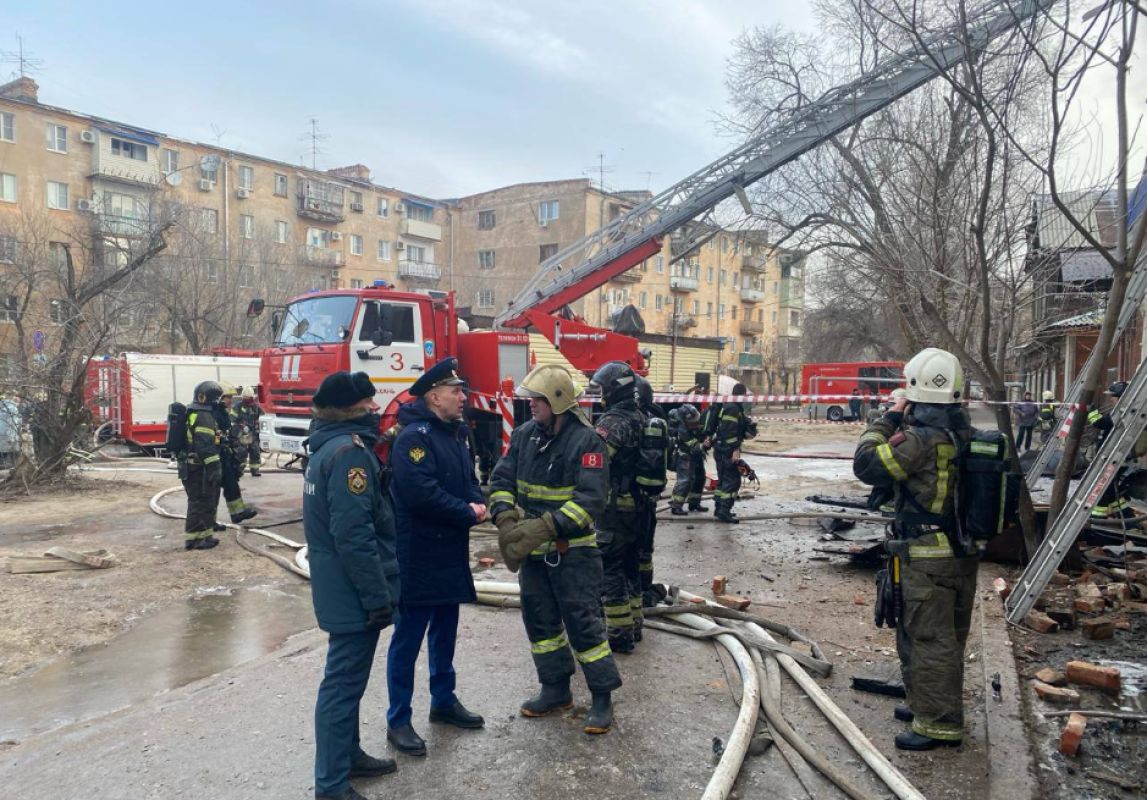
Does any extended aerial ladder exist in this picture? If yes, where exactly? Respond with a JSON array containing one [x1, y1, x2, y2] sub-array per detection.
[[493, 0, 1058, 375]]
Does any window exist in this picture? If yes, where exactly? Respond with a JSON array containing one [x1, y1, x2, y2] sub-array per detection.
[[275, 220, 289, 244], [207, 263, 219, 283], [477, 289, 495, 308], [771, 310, 778, 323], [674, 297, 683, 313], [790, 310, 801, 327], [733, 272, 739, 288], [538, 200, 560, 224], [358, 302, 416, 343], [719, 303, 726, 319], [639, 291, 647, 309], [238, 264, 255, 288], [407, 203, 434, 222], [731, 306, 737, 319], [46, 123, 67, 153], [238, 165, 254, 190], [274, 173, 288, 197], [0, 112, 13, 142], [200, 158, 219, 183], [49, 299, 67, 325], [406, 244, 427, 263], [350, 278, 363, 289], [772, 281, 778, 294], [49, 241, 67, 268], [0, 235, 16, 263], [656, 256, 664, 274], [198, 208, 219, 233], [707, 302, 713, 317], [758, 309, 764, 322], [240, 214, 254, 239], [0, 295, 17, 322], [478, 249, 496, 269], [720, 269, 727, 285], [350, 234, 363, 256], [103, 191, 145, 219], [707, 266, 714, 283], [743, 338, 752, 352], [47, 181, 69, 210], [350, 191, 363, 210], [0, 173, 16, 202], [478, 210, 496, 230], [377, 197, 389, 217], [110, 137, 148, 161], [162, 149, 179, 174], [655, 295, 663, 311], [377, 240, 391, 261], [539, 243, 558, 263]]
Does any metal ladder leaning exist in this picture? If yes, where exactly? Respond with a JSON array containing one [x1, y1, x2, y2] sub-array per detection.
[[1006, 356, 1147, 623]]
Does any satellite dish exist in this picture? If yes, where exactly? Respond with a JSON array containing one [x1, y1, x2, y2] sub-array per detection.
[[164, 171, 183, 187], [200, 154, 221, 171]]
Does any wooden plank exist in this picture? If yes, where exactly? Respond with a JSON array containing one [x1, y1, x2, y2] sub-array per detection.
[[7, 557, 96, 574], [43, 547, 115, 569]]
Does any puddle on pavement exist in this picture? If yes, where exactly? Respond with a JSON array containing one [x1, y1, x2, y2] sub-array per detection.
[[0, 584, 315, 742]]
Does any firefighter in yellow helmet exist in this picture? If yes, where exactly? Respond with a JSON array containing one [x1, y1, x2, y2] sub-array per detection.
[[488, 364, 622, 734], [853, 348, 976, 751]]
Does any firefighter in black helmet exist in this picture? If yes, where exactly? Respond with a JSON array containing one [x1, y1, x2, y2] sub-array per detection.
[[588, 361, 646, 654], [703, 382, 757, 523], [668, 404, 707, 515], [1088, 381, 1136, 519], [633, 376, 669, 613], [181, 381, 224, 550]]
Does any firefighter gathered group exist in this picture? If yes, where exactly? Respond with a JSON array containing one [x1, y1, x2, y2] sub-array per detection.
[[171, 342, 1128, 799]]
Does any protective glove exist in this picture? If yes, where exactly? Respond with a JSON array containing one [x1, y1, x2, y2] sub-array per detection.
[[499, 513, 557, 573], [494, 508, 521, 536], [367, 605, 394, 629]]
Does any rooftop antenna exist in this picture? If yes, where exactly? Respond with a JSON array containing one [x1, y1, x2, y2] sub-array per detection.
[[299, 118, 329, 170], [0, 35, 44, 80], [582, 152, 616, 193]]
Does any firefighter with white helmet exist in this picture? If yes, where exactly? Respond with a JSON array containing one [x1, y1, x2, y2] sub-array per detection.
[[853, 347, 977, 751], [488, 364, 622, 735], [236, 385, 263, 476]]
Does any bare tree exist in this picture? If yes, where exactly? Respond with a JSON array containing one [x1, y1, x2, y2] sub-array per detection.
[[0, 206, 172, 488]]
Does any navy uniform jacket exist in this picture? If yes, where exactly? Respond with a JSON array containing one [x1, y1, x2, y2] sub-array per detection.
[[390, 399, 484, 606], [304, 413, 400, 634]]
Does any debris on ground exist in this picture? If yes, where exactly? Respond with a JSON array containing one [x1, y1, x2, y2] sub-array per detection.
[[1058, 712, 1087, 756], [5, 547, 116, 574]]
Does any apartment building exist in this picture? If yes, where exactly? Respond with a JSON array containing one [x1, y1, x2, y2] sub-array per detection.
[[0, 77, 448, 364], [450, 179, 805, 390]]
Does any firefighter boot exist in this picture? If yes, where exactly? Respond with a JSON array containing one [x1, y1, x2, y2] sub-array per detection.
[[520, 678, 573, 717], [231, 507, 259, 524], [669, 505, 689, 516], [583, 692, 614, 734], [250, 469, 261, 477], [608, 627, 635, 654], [894, 705, 914, 722], [894, 730, 961, 751], [715, 508, 739, 523], [213, 523, 227, 532], [688, 502, 709, 512], [315, 787, 370, 800]]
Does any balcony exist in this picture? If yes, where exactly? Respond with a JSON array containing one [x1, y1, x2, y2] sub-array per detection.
[[740, 319, 764, 335], [398, 260, 443, 281], [779, 279, 803, 308], [742, 254, 768, 272], [298, 245, 344, 268], [740, 287, 765, 303], [612, 268, 643, 283], [297, 180, 346, 223], [669, 276, 699, 292], [737, 352, 764, 369], [400, 218, 442, 241], [94, 212, 153, 238], [669, 313, 697, 331]]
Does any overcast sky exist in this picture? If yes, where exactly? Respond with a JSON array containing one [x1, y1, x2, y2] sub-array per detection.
[[0, 1, 1139, 199]]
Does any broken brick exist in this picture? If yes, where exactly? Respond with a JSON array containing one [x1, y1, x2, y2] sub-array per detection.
[[477, 557, 495, 568], [852, 594, 866, 605], [1081, 617, 1116, 640], [1076, 582, 1103, 600], [711, 575, 728, 595], [1114, 618, 1132, 631], [1105, 583, 1132, 603], [1074, 597, 1107, 614], [1032, 679, 1080, 704], [1059, 713, 1087, 757], [1033, 667, 1066, 686], [1024, 611, 1060, 634], [714, 594, 751, 611], [1050, 571, 1073, 586], [1046, 606, 1077, 630], [992, 577, 1011, 600], [1066, 661, 1122, 694]]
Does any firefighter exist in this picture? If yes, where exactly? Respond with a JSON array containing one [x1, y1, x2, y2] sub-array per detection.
[[488, 364, 622, 735], [668, 404, 707, 515], [853, 347, 976, 751], [181, 381, 224, 550], [216, 383, 258, 524], [1089, 381, 1136, 520], [1038, 389, 1057, 445], [634, 376, 669, 613], [236, 386, 263, 476], [588, 361, 646, 654], [704, 382, 757, 523]]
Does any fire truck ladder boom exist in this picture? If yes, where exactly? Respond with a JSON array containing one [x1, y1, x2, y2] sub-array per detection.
[[494, 0, 1056, 330]]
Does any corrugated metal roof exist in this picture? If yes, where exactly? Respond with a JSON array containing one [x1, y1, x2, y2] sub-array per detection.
[[1047, 310, 1102, 329], [1036, 190, 1121, 250], [1060, 249, 1113, 282]]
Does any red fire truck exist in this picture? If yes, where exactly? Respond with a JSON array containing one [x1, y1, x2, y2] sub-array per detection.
[[800, 361, 905, 421]]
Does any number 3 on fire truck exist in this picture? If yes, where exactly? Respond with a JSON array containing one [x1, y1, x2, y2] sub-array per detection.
[[390, 352, 405, 371]]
